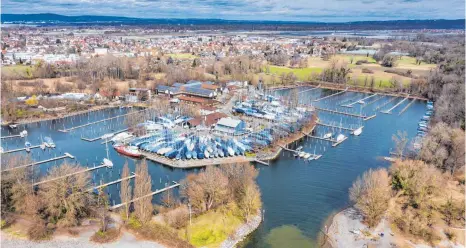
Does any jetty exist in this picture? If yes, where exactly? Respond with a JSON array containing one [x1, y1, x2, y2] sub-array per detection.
[[381, 96, 409, 114], [315, 107, 368, 119], [1, 153, 75, 173], [2, 144, 42, 154], [88, 173, 136, 192], [33, 164, 110, 186], [375, 97, 398, 111], [59, 110, 145, 132], [316, 121, 357, 132], [364, 95, 384, 107], [299, 86, 321, 94], [254, 159, 270, 166], [398, 99, 416, 115], [1, 134, 23, 140], [82, 128, 130, 143], [313, 88, 347, 102], [110, 182, 180, 210], [342, 94, 378, 108]]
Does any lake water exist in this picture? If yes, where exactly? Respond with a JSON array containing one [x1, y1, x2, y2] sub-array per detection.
[[1, 88, 426, 248]]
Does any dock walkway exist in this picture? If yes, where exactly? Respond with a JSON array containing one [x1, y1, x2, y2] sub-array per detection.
[[342, 94, 378, 107], [88, 174, 136, 192], [315, 107, 367, 119], [2, 145, 42, 154], [110, 182, 180, 210], [1, 153, 74, 172], [1, 134, 22, 140], [316, 122, 357, 132], [381, 96, 409, 114], [398, 99, 416, 115], [33, 164, 109, 186], [59, 110, 145, 132], [313, 88, 347, 102]]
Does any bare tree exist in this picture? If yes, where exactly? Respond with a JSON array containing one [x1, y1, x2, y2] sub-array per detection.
[[133, 159, 153, 223], [38, 163, 93, 227], [120, 162, 132, 221], [349, 168, 390, 227], [392, 130, 409, 158]]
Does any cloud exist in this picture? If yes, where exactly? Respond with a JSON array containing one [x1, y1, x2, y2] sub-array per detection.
[[1, 0, 465, 22]]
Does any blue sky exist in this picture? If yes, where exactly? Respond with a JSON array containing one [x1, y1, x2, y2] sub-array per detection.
[[2, 0, 465, 22]]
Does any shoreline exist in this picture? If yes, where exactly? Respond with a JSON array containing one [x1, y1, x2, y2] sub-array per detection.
[[220, 210, 263, 248], [1, 105, 119, 127]]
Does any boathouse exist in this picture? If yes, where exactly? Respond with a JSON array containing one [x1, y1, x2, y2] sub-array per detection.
[[214, 117, 246, 135]]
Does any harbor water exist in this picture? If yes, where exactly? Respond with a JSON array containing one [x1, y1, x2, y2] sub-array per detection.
[[1, 88, 426, 247]]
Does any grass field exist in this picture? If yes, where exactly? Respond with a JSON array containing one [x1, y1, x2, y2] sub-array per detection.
[[2, 65, 34, 78], [166, 53, 198, 59], [266, 66, 323, 80], [180, 205, 243, 247]]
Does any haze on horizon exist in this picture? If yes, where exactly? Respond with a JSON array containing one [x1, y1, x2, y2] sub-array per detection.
[[2, 0, 465, 22]]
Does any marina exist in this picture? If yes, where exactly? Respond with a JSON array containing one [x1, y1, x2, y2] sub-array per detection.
[[1, 153, 74, 172]]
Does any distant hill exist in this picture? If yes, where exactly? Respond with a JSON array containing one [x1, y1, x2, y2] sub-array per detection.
[[2, 13, 464, 30]]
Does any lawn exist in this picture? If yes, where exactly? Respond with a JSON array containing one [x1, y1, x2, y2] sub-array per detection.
[[166, 53, 198, 59], [335, 54, 377, 64], [180, 205, 243, 247], [2, 64, 34, 78], [395, 56, 436, 70], [266, 65, 323, 81]]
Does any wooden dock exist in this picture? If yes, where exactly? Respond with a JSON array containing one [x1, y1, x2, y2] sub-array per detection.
[[59, 110, 145, 132], [1, 134, 22, 139], [82, 128, 130, 143], [33, 164, 109, 186], [313, 88, 347, 102], [110, 182, 180, 210], [363, 114, 377, 121], [87, 173, 136, 192], [300, 134, 337, 143], [398, 99, 416, 115], [381, 96, 409, 114], [316, 122, 357, 131], [342, 94, 378, 108], [315, 107, 367, 119], [1, 153, 74, 172], [2, 145, 42, 154]]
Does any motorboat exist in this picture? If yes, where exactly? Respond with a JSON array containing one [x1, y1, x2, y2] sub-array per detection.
[[336, 134, 346, 142], [40, 143, 46, 150], [44, 137, 55, 148], [19, 130, 28, 138], [114, 145, 142, 158], [25, 141, 32, 153], [353, 127, 363, 136], [304, 153, 311, 159], [323, 133, 333, 139], [101, 133, 115, 140], [102, 158, 113, 168]]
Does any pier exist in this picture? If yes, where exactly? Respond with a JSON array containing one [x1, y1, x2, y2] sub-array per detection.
[[110, 182, 180, 210], [2, 144, 42, 154], [88, 173, 136, 192], [1, 153, 75, 172], [315, 107, 368, 119], [381, 96, 409, 114], [316, 121, 358, 132], [254, 159, 270, 166], [33, 164, 110, 186], [82, 128, 130, 143], [342, 94, 378, 108], [375, 97, 398, 111], [313, 88, 347, 102], [299, 86, 321, 94], [1, 134, 23, 140], [59, 110, 146, 132], [398, 99, 416, 115], [364, 95, 384, 108]]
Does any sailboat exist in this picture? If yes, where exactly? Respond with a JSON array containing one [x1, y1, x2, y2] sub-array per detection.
[[102, 136, 113, 168], [323, 132, 333, 139], [353, 127, 363, 136], [20, 130, 28, 138]]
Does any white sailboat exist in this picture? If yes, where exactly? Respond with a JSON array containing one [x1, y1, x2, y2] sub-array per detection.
[[102, 136, 113, 168], [323, 132, 333, 139], [353, 127, 363, 136]]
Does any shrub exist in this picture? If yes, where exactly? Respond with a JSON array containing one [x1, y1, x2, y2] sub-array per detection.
[[27, 222, 53, 241], [126, 220, 193, 248], [90, 228, 120, 243], [355, 60, 369, 65]]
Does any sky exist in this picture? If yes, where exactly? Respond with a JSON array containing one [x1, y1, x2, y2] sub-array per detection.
[[2, 0, 465, 22]]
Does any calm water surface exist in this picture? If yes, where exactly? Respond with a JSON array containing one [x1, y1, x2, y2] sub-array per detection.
[[1, 88, 426, 248]]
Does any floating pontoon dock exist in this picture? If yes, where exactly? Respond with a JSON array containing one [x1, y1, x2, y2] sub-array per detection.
[[398, 99, 416, 115], [33, 164, 109, 186], [1, 153, 74, 172], [381, 96, 409, 114], [342, 94, 378, 108], [82, 128, 130, 143], [315, 107, 369, 119], [110, 182, 180, 210], [316, 121, 358, 132], [375, 97, 398, 111], [87, 173, 136, 192], [1, 134, 23, 140], [2, 145, 42, 154], [59, 110, 145, 132], [313, 88, 348, 102]]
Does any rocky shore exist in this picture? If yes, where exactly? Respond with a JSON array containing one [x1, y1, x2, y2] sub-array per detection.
[[220, 210, 262, 248]]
